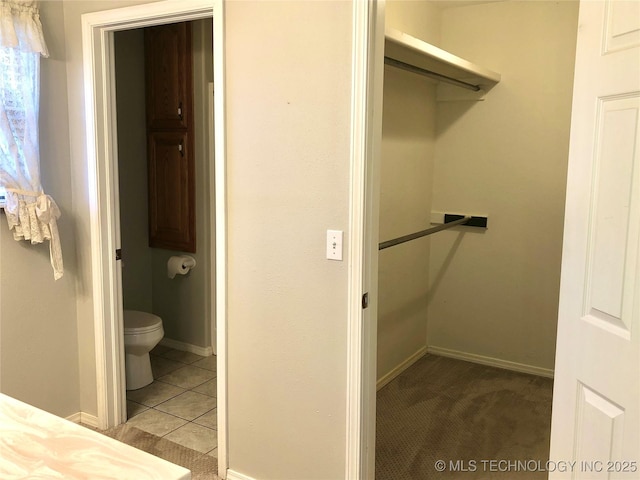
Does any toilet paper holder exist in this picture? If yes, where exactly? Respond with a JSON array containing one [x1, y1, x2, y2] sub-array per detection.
[[167, 255, 197, 279]]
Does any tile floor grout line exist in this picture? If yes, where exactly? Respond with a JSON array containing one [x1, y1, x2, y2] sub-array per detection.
[[126, 347, 219, 458]]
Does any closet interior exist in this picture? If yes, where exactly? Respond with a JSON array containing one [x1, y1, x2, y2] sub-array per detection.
[[375, 0, 579, 476]]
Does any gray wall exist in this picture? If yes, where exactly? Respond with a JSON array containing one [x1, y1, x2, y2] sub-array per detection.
[[115, 29, 153, 314], [0, 0, 80, 418], [115, 20, 213, 350]]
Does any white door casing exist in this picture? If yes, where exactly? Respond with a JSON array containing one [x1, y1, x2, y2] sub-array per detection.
[[347, 0, 384, 478], [550, 1, 640, 478], [81, 0, 226, 476]]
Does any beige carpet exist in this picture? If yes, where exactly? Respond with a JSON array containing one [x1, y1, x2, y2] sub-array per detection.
[[376, 354, 553, 480], [98, 424, 220, 480]]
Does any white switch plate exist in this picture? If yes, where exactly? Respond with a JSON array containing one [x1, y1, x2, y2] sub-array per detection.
[[326, 230, 343, 261]]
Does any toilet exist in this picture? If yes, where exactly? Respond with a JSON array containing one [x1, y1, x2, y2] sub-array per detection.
[[123, 310, 164, 390]]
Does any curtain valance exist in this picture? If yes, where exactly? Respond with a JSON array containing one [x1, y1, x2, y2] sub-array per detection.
[[0, 1, 48, 56]]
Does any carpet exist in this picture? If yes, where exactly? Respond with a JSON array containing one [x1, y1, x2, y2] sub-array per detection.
[[99, 424, 220, 480], [376, 354, 553, 479]]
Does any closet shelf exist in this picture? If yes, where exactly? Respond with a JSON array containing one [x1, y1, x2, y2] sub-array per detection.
[[385, 28, 501, 92]]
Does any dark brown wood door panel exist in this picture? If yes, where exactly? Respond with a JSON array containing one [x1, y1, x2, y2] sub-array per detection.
[[144, 22, 192, 130], [147, 131, 195, 252], [145, 21, 195, 253]]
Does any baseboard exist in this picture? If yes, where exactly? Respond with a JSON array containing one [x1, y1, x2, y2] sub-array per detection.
[[81, 412, 100, 428], [426, 345, 554, 378], [160, 337, 213, 357], [66, 412, 100, 428], [66, 412, 82, 423], [226, 470, 257, 480], [376, 346, 428, 391]]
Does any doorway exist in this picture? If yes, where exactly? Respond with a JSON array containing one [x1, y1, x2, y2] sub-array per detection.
[[113, 18, 217, 455], [370, 1, 580, 477], [80, 0, 227, 476]]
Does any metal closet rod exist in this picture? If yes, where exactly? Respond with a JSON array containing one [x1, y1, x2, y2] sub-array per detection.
[[379, 216, 471, 251], [384, 56, 481, 92]]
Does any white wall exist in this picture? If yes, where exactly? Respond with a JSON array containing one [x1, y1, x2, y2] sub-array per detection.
[[377, 1, 441, 383], [0, 0, 80, 418], [224, 1, 352, 478], [427, 1, 579, 371]]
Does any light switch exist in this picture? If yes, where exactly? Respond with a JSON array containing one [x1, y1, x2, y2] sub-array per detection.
[[326, 230, 343, 261]]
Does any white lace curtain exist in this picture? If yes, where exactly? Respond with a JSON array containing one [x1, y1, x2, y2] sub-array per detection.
[[0, 0, 63, 280]]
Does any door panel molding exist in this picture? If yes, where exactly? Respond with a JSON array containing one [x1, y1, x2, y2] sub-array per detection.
[[550, 1, 640, 475]]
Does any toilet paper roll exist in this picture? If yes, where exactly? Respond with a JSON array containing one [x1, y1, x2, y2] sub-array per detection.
[[167, 255, 197, 279]]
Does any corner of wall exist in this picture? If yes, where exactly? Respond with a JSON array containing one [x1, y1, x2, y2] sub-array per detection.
[[377, 1, 441, 383], [385, 1, 442, 46], [427, 0, 579, 372]]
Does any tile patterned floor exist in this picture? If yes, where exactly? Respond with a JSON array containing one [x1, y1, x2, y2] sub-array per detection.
[[126, 345, 218, 458]]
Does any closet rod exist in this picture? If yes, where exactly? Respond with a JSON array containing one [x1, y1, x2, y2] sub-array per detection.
[[384, 56, 481, 92], [379, 216, 471, 251]]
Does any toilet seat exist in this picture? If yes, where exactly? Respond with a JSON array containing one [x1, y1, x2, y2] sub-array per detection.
[[124, 310, 162, 335]]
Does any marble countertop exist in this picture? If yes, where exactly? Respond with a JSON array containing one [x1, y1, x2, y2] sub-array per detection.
[[0, 393, 191, 480]]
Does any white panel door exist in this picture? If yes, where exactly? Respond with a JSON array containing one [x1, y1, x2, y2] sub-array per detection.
[[550, 1, 640, 479]]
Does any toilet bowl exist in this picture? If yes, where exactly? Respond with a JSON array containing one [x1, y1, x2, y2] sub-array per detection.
[[123, 310, 164, 390]]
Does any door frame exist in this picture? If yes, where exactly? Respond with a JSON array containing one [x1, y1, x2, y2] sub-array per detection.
[[80, 0, 228, 475], [346, 0, 385, 478]]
